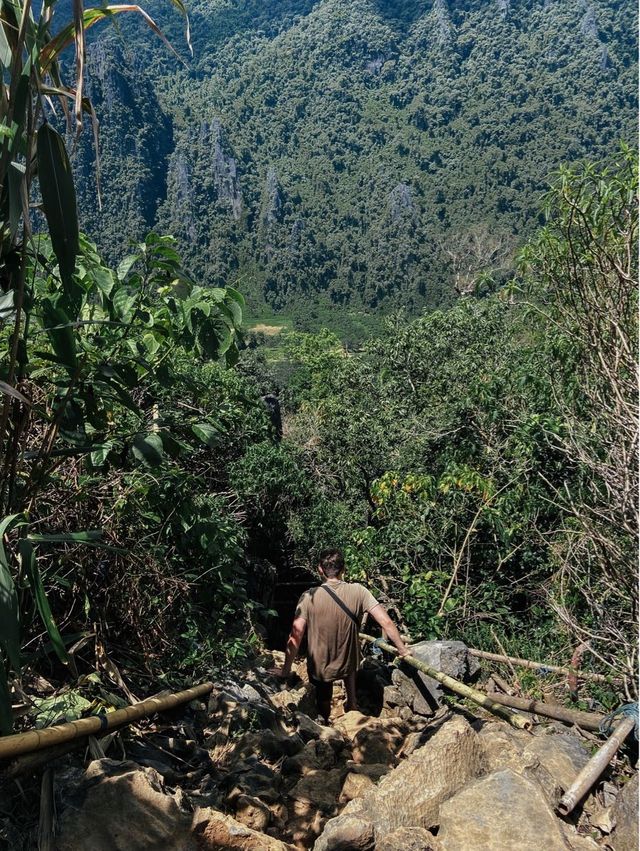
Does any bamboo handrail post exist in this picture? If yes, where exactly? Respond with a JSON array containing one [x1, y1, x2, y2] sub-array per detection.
[[556, 714, 636, 816], [469, 649, 620, 685], [0, 682, 214, 762], [360, 633, 532, 731], [484, 691, 605, 731]]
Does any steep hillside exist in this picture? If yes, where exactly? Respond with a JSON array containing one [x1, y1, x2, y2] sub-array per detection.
[[72, 0, 637, 317]]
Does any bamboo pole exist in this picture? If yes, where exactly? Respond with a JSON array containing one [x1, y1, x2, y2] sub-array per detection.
[[556, 714, 636, 816], [0, 682, 213, 762], [484, 691, 605, 732], [360, 634, 532, 731], [468, 648, 620, 684]]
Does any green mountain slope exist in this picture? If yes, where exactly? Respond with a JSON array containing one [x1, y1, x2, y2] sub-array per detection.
[[72, 0, 637, 316]]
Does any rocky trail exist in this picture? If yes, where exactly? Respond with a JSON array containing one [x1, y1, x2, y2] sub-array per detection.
[[1, 643, 637, 851]]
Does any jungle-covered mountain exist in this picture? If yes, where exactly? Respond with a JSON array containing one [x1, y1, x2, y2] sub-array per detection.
[[71, 0, 637, 319]]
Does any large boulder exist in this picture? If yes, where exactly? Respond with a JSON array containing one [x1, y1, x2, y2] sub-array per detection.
[[312, 814, 375, 851], [607, 773, 639, 851], [392, 640, 480, 715], [315, 715, 484, 845], [437, 768, 571, 851], [55, 760, 296, 851], [193, 808, 296, 850], [55, 760, 192, 851], [522, 732, 590, 806], [375, 827, 441, 851]]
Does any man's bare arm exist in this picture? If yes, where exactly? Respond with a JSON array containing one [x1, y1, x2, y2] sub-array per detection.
[[270, 616, 307, 677], [368, 604, 410, 657]]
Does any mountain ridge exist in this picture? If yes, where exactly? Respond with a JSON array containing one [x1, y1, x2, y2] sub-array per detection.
[[70, 0, 637, 319]]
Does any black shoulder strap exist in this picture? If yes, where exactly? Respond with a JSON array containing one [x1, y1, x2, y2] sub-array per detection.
[[320, 584, 359, 628]]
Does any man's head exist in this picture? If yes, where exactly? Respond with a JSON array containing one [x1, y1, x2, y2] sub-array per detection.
[[318, 548, 345, 580]]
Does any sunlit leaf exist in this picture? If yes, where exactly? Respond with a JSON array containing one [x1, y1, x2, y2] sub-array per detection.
[[192, 422, 222, 448], [132, 432, 164, 465], [37, 123, 79, 296]]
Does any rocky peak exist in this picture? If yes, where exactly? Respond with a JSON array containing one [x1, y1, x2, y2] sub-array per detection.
[[389, 183, 417, 224], [208, 120, 243, 220], [261, 167, 283, 228]]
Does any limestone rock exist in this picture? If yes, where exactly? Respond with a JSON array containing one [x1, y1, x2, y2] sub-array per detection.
[[523, 733, 590, 795], [392, 640, 480, 714], [312, 815, 375, 851], [334, 710, 374, 740], [55, 760, 192, 851], [295, 713, 346, 751], [234, 794, 272, 832], [193, 807, 296, 850], [289, 768, 343, 813], [334, 712, 407, 765], [607, 773, 639, 851], [351, 727, 397, 767], [258, 728, 305, 760], [339, 771, 375, 803], [319, 715, 484, 842], [375, 826, 441, 851], [438, 769, 570, 851], [221, 758, 281, 805], [282, 739, 337, 777], [477, 722, 533, 773]]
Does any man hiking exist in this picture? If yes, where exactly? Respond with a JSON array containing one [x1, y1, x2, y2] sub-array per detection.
[[270, 549, 410, 723]]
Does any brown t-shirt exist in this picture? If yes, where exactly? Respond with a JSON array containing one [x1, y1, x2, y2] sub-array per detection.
[[295, 580, 379, 682]]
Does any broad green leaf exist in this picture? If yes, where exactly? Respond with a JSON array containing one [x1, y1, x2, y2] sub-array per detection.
[[19, 539, 70, 666], [0, 380, 30, 406], [0, 514, 25, 673], [92, 266, 116, 297], [117, 254, 138, 281], [160, 430, 188, 458], [90, 443, 112, 466], [225, 296, 243, 327], [7, 161, 25, 239], [31, 691, 92, 728], [225, 286, 245, 307], [28, 530, 103, 543], [192, 422, 222, 448], [0, 290, 15, 322], [132, 433, 164, 466], [112, 287, 136, 322], [37, 124, 79, 296], [0, 22, 11, 69], [41, 299, 77, 370], [143, 332, 160, 356]]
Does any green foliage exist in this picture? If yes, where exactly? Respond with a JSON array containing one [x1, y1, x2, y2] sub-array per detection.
[[279, 150, 638, 682], [70, 0, 636, 324]]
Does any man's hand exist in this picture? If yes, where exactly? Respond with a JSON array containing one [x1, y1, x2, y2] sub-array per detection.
[[267, 667, 297, 683], [267, 666, 288, 678]]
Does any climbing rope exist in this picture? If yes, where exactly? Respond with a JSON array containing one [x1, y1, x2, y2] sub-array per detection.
[[599, 702, 639, 740], [371, 637, 385, 657]]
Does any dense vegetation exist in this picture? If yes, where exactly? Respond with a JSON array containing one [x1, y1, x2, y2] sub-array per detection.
[[269, 148, 638, 695], [0, 0, 636, 740], [71, 0, 637, 327]]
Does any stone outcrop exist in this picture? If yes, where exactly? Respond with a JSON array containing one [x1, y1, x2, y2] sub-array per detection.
[[607, 772, 639, 851], [391, 640, 480, 715], [375, 827, 441, 851], [50, 652, 637, 851], [316, 715, 484, 845], [437, 769, 570, 851]]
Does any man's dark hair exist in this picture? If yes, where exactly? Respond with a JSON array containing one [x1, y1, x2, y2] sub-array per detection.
[[319, 549, 345, 578]]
